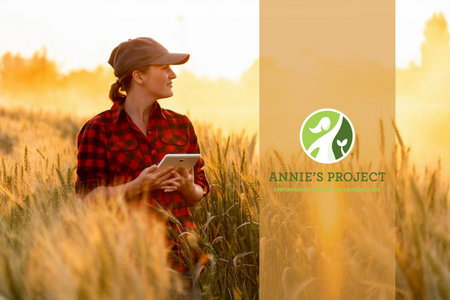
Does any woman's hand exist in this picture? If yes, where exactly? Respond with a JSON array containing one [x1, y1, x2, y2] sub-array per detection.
[[170, 166, 204, 206], [134, 165, 180, 192], [171, 166, 195, 193]]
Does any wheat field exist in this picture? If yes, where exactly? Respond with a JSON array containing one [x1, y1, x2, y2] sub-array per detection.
[[0, 105, 259, 299], [1, 104, 449, 299]]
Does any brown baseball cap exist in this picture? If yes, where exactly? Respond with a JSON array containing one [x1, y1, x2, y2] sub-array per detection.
[[108, 37, 190, 78]]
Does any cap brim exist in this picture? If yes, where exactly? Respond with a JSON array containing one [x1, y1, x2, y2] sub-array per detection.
[[152, 53, 190, 65]]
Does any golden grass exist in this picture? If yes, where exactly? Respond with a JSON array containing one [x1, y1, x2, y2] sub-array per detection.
[[0, 105, 449, 299], [0, 105, 259, 299], [259, 120, 450, 299]]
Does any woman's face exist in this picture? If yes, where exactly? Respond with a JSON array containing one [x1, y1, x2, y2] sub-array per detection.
[[141, 65, 177, 100]]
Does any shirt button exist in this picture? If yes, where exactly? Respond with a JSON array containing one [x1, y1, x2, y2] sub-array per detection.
[[151, 150, 156, 155], [148, 130, 152, 135]]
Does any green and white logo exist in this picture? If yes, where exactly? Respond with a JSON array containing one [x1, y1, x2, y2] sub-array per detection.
[[300, 108, 355, 164]]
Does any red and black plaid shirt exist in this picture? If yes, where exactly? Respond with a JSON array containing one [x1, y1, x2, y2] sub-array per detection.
[[75, 100, 210, 231]]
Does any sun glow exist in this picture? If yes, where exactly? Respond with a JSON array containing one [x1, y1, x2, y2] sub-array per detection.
[[0, 0, 258, 80], [0, 0, 258, 135]]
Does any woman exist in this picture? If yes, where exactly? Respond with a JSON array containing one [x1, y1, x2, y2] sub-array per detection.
[[75, 37, 210, 272]]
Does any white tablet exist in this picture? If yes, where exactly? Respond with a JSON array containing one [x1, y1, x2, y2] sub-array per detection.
[[157, 154, 201, 171]]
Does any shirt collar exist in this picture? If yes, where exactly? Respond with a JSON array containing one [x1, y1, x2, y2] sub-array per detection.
[[111, 100, 166, 124], [149, 101, 166, 120]]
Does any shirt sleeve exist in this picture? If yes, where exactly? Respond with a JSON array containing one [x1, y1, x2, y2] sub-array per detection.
[[187, 119, 210, 199], [75, 120, 107, 198]]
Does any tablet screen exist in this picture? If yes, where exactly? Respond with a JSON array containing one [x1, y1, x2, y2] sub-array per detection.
[[157, 154, 201, 170]]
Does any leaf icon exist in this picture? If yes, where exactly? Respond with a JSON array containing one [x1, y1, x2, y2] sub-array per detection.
[[337, 139, 348, 147]]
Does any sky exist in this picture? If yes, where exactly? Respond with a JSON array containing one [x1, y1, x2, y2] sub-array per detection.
[[0, 0, 259, 80], [1, 0, 450, 78]]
